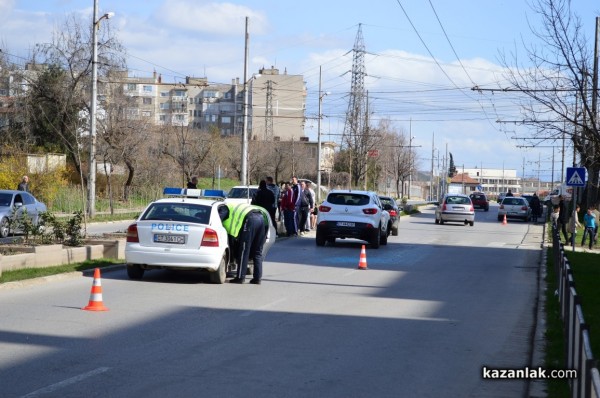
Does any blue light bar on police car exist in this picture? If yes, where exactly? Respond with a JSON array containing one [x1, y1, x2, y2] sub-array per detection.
[[163, 187, 184, 196], [162, 187, 225, 199]]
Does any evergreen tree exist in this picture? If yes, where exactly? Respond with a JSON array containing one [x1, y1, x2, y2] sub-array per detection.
[[448, 152, 457, 178]]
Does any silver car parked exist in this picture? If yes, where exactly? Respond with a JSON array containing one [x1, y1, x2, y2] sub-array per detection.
[[435, 194, 475, 226], [497, 196, 531, 222], [0, 190, 47, 238]]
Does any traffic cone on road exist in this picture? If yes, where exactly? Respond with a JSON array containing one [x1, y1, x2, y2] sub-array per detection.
[[502, 214, 507, 225], [82, 268, 109, 311], [358, 245, 368, 270]]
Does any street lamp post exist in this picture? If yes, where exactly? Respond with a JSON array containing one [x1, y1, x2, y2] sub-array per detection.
[[316, 66, 330, 204], [88, 0, 114, 218]]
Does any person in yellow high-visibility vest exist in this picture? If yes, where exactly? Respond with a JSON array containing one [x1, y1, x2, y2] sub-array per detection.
[[218, 202, 270, 284]]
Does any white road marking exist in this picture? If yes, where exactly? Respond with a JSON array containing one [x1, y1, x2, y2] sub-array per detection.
[[21, 367, 110, 397], [241, 298, 287, 317]]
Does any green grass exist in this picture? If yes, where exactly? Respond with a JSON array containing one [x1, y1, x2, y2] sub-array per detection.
[[0, 259, 120, 283], [545, 248, 571, 397], [565, 251, 600, 356]]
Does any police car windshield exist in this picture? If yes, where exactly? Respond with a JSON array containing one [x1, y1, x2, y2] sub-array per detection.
[[142, 203, 212, 224]]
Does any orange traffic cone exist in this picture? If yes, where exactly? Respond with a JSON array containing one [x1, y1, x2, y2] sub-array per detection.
[[82, 268, 109, 311], [358, 245, 368, 270], [502, 214, 507, 225]]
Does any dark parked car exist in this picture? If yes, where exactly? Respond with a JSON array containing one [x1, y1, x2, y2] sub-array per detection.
[[469, 192, 489, 211], [378, 195, 399, 236]]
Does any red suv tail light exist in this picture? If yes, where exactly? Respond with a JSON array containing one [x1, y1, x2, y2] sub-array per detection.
[[201, 228, 219, 247], [319, 205, 331, 213], [126, 224, 139, 243], [363, 208, 378, 215], [521, 206, 528, 211], [389, 210, 397, 217], [442, 204, 447, 211], [469, 205, 474, 212]]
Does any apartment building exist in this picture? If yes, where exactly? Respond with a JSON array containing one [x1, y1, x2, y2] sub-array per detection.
[[117, 66, 306, 141]]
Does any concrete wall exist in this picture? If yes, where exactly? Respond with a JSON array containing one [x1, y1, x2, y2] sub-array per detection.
[[0, 239, 125, 277]]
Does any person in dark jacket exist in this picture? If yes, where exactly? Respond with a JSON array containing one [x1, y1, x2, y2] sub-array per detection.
[[265, 176, 280, 228], [557, 195, 569, 242], [17, 175, 29, 192], [251, 180, 275, 215], [529, 193, 542, 223], [187, 176, 198, 189]]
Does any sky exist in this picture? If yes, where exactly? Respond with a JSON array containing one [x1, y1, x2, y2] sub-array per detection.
[[0, 0, 598, 181]]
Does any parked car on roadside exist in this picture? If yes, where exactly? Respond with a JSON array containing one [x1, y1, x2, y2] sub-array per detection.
[[316, 190, 390, 248], [0, 190, 47, 238], [498, 196, 531, 222], [469, 192, 489, 211], [435, 194, 475, 226], [378, 195, 400, 236]]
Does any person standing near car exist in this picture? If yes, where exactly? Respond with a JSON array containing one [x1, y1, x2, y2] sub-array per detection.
[[187, 176, 198, 189], [17, 175, 29, 192], [280, 183, 297, 236], [251, 180, 275, 220], [530, 193, 542, 223], [265, 176, 280, 228], [297, 181, 313, 235], [218, 203, 270, 285]]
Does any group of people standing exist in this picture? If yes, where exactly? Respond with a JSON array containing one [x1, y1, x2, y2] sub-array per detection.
[[551, 195, 599, 249], [252, 176, 315, 237]]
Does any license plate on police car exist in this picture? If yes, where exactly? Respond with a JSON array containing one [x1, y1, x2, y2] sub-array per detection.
[[154, 234, 185, 244], [337, 221, 355, 227]]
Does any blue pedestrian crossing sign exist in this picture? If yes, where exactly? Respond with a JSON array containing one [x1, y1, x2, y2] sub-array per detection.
[[566, 167, 586, 186]]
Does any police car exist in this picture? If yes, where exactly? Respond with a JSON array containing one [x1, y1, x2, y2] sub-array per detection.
[[125, 188, 276, 284]]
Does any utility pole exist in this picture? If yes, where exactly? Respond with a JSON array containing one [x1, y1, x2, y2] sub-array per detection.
[[241, 17, 249, 186], [264, 79, 274, 140], [430, 132, 434, 201]]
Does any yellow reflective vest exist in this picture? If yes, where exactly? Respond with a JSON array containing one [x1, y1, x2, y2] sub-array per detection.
[[222, 203, 270, 238]]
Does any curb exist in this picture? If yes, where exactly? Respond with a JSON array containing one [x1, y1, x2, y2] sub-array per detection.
[[0, 263, 125, 291]]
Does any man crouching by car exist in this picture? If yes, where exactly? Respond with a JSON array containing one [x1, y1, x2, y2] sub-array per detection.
[[219, 203, 270, 285]]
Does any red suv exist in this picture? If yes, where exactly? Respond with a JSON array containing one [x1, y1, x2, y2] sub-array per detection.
[[469, 193, 489, 211]]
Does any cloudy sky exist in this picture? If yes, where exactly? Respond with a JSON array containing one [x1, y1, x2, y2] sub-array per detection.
[[0, 0, 597, 180]]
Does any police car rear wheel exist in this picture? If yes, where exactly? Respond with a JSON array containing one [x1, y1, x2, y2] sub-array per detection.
[[210, 255, 227, 284]]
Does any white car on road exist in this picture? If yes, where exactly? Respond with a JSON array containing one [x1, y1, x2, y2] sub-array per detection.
[[125, 188, 276, 283], [315, 190, 390, 248]]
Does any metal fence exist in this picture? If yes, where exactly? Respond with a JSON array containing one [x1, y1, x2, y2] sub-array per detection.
[[552, 225, 600, 397]]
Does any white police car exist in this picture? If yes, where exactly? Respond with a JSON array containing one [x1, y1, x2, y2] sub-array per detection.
[[125, 188, 276, 284]]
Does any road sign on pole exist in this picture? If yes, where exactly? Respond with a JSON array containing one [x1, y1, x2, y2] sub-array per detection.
[[566, 167, 586, 187]]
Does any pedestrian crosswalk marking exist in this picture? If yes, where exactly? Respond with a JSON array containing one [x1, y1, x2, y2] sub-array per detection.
[[568, 171, 584, 185]]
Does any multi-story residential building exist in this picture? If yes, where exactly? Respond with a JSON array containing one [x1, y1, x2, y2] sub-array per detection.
[[116, 66, 306, 142], [249, 66, 306, 142]]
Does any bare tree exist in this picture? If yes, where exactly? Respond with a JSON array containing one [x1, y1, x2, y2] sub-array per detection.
[[160, 123, 214, 186], [499, 0, 599, 206], [99, 79, 152, 201]]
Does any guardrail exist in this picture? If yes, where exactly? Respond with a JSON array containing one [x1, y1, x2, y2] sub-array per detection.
[[552, 225, 600, 397]]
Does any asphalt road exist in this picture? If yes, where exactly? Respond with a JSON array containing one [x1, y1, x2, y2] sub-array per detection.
[[0, 203, 542, 397]]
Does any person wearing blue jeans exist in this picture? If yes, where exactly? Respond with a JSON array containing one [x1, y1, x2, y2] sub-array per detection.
[[582, 208, 597, 249]]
